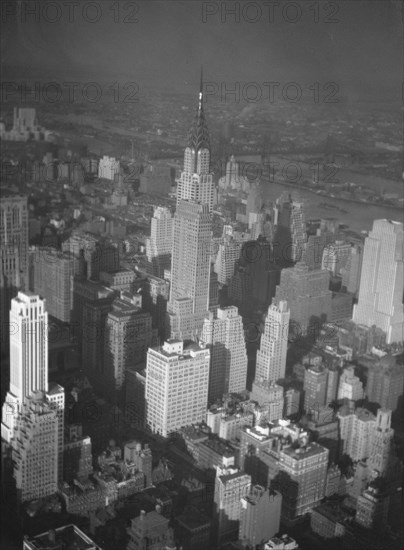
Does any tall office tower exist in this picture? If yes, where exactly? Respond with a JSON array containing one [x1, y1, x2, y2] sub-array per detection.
[[105, 292, 152, 396], [274, 262, 332, 335], [239, 486, 282, 548], [214, 466, 252, 547], [237, 239, 281, 309], [167, 201, 212, 340], [1, 293, 65, 499], [124, 441, 153, 489], [362, 354, 404, 414], [141, 275, 170, 343], [176, 71, 214, 212], [31, 247, 82, 322], [246, 183, 264, 219], [200, 307, 248, 403], [255, 301, 290, 384], [326, 365, 339, 405], [214, 235, 243, 286], [145, 340, 210, 437], [321, 240, 351, 277], [337, 366, 364, 402], [63, 424, 93, 483], [275, 442, 329, 520], [341, 243, 363, 296], [353, 219, 404, 344], [272, 193, 307, 264], [62, 232, 120, 281], [218, 154, 249, 192], [98, 155, 120, 180], [368, 408, 394, 477], [303, 228, 335, 271], [337, 405, 376, 462], [0, 195, 28, 349], [0, 244, 20, 352], [72, 278, 116, 347], [251, 379, 284, 422], [10, 393, 59, 503], [1, 292, 48, 430], [81, 289, 116, 395], [146, 207, 173, 278], [284, 388, 301, 417], [303, 365, 328, 413], [356, 484, 390, 530]]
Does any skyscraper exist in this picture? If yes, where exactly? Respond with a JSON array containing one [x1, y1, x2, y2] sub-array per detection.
[[176, 70, 214, 212], [274, 262, 332, 335], [368, 408, 394, 477], [31, 247, 82, 323], [1, 292, 65, 501], [272, 193, 307, 264], [239, 485, 282, 548], [255, 300, 290, 383], [167, 200, 212, 340], [145, 340, 210, 437], [303, 365, 328, 413], [105, 292, 153, 396], [200, 306, 248, 403], [0, 195, 28, 351], [146, 207, 173, 278], [214, 466, 252, 547], [353, 219, 404, 344], [337, 365, 364, 402]]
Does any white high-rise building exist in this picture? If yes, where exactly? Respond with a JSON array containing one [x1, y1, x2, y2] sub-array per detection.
[[255, 301, 290, 383], [167, 200, 212, 340], [337, 406, 376, 462], [176, 71, 214, 212], [145, 340, 210, 437], [353, 219, 404, 344], [321, 241, 352, 276], [214, 236, 244, 286], [2, 292, 49, 444], [201, 306, 248, 403], [146, 207, 173, 278], [337, 366, 364, 402], [98, 155, 120, 181], [1, 292, 65, 500]]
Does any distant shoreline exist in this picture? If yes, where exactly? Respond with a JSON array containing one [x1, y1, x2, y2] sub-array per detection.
[[260, 176, 403, 212]]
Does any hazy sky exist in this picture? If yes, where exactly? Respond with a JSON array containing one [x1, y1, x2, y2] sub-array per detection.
[[1, 0, 403, 100]]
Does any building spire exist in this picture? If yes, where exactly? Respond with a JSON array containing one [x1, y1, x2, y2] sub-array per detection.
[[199, 65, 203, 111], [188, 67, 210, 153]]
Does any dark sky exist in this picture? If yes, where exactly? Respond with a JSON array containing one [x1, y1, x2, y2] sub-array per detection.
[[1, 0, 403, 100]]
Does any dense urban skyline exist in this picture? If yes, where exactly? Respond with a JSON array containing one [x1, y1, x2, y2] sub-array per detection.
[[1, 1, 403, 550]]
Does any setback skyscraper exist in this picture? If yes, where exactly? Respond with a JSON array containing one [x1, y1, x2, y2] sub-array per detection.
[[353, 219, 404, 344], [1, 292, 65, 502], [176, 70, 214, 212], [255, 300, 290, 383], [167, 200, 212, 340]]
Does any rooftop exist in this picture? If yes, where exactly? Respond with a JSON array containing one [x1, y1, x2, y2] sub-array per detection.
[[200, 436, 235, 457], [282, 442, 328, 460], [175, 506, 210, 530], [24, 524, 100, 550]]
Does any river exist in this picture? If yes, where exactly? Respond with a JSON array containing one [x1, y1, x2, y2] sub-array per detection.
[[260, 181, 403, 233]]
